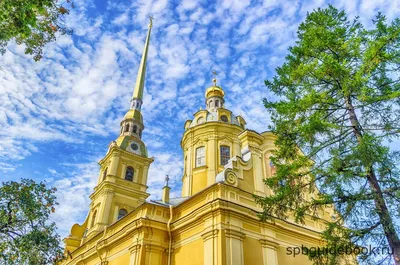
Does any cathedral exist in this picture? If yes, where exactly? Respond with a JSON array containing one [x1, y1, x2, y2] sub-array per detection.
[[62, 19, 335, 265]]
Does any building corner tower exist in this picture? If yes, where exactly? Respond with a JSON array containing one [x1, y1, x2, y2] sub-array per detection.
[[180, 76, 247, 197], [64, 18, 154, 251]]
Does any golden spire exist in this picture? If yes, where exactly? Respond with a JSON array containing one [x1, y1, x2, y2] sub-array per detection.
[[131, 16, 153, 102]]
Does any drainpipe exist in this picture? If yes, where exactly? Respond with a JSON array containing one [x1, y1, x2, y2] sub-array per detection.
[[95, 226, 107, 263], [167, 205, 173, 265]]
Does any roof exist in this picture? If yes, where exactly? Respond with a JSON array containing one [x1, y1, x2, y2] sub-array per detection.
[[150, 196, 189, 207]]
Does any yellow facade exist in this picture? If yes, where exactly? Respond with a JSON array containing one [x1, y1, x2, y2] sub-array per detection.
[[62, 20, 344, 265]]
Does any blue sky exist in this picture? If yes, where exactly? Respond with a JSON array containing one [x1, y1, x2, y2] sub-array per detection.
[[1, 0, 399, 237]]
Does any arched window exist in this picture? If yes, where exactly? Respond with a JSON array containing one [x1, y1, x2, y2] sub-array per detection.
[[215, 100, 219, 107], [139, 129, 142, 138], [91, 210, 97, 228], [124, 123, 130, 132], [220, 145, 230, 166], [102, 167, 108, 180], [133, 125, 137, 134], [125, 166, 134, 181], [118, 208, 128, 220], [196, 146, 205, 167]]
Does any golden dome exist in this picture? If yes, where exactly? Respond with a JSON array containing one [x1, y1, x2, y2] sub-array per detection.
[[123, 109, 143, 123], [205, 85, 225, 98]]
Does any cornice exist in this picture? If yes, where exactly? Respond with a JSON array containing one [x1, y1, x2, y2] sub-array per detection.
[[99, 146, 154, 166]]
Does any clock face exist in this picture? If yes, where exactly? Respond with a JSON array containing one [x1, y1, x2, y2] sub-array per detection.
[[197, 117, 204, 124], [128, 141, 141, 154], [130, 143, 139, 151]]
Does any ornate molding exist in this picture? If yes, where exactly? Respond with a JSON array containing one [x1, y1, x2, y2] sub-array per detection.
[[225, 171, 238, 187], [248, 145, 263, 154], [144, 244, 166, 253], [103, 188, 115, 197], [259, 238, 279, 249], [201, 229, 219, 241], [225, 229, 246, 241], [129, 244, 141, 254]]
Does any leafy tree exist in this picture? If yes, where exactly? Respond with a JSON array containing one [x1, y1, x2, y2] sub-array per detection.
[[0, 179, 63, 265], [256, 6, 400, 265], [0, 0, 73, 61]]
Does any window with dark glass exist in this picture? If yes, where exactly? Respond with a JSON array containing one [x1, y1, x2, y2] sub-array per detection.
[[125, 166, 134, 181], [220, 145, 230, 165], [102, 167, 108, 180], [118, 208, 128, 219], [195, 147, 205, 167], [133, 125, 137, 133], [215, 100, 219, 107], [91, 210, 97, 227], [124, 123, 130, 132]]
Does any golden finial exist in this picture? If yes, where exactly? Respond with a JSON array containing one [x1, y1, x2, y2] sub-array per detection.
[[211, 70, 218, 86], [149, 15, 154, 28]]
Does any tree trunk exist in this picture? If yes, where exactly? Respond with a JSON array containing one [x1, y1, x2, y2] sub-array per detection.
[[345, 96, 400, 265]]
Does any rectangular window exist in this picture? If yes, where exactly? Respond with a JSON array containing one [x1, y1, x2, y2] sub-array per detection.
[[220, 145, 230, 165], [196, 147, 205, 167]]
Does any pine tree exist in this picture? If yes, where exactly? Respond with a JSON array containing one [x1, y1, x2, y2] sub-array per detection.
[[256, 6, 400, 265]]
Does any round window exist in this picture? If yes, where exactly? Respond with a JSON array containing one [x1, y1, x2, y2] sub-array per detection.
[[220, 115, 228, 122], [197, 117, 205, 124]]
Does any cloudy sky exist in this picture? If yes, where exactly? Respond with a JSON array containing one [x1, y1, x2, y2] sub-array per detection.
[[1, 0, 399, 237]]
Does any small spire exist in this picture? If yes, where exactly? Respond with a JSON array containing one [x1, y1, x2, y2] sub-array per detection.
[[130, 16, 154, 107], [211, 70, 218, 86], [164, 175, 170, 187], [162, 175, 170, 203]]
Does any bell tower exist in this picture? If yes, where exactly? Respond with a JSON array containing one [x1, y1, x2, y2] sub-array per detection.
[[85, 18, 154, 238]]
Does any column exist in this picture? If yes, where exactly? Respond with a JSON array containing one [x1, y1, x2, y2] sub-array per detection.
[[129, 244, 142, 265], [259, 239, 279, 265], [109, 154, 120, 177], [250, 147, 265, 196], [99, 188, 115, 227], [142, 165, 149, 186], [202, 229, 219, 265], [142, 244, 166, 265], [207, 137, 216, 187], [225, 229, 245, 265]]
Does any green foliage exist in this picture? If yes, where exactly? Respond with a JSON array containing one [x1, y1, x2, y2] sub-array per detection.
[[0, 179, 64, 265], [256, 5, 400, 265], [0, 0, 73, 61]]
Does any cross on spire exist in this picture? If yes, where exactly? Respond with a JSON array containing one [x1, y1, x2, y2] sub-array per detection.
[[211, 70, 218, 86]]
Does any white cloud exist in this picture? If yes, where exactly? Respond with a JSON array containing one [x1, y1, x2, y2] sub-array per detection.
[[1, 0, 400, 239], [50, 161, 99, 237]]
